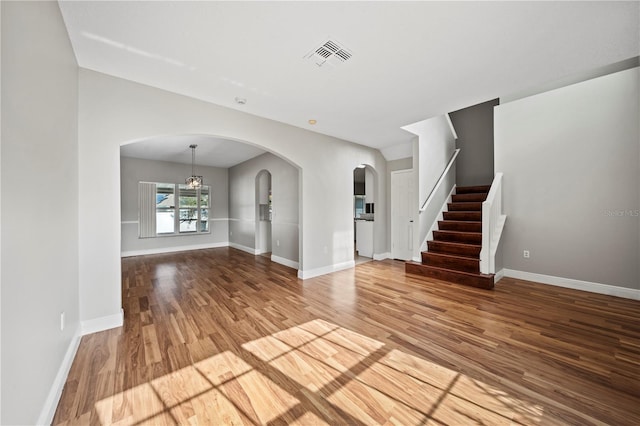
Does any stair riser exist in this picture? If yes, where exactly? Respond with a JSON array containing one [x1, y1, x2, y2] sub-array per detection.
[[405, 263, 494, 290], [433, 231, 482, 244], [438, 221, 482, 232], [421, 253, 479, 273], [443, 211, 482, 221], [452, 193, 487, 202], [455, 185, 491, 194], [428, 241, 481, 257], [447, 202, 482, 211]]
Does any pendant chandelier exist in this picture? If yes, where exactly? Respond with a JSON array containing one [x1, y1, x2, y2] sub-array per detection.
[[185, 144, 203, 189]]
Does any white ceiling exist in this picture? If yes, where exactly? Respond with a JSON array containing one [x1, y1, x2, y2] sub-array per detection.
[[59, 1, 639, 165], [120, 134, 266, 168]]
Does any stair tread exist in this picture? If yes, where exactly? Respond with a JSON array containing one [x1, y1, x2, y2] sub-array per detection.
[[408, 262, 492, 277], [423, 250, 479, 260], [456, 185, 491, 194], [440, 220, 482, 225], [443, 211, 482, 220], [435, 229, 481, 235], [429, 240, 481, 248], [405, 262, 494, 289]]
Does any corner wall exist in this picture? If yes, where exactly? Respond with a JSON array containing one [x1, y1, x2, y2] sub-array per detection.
[[405, 115, 457, 259], [229, 152, 299, 266], [495, 67, 639, 291], [1, 2, 80, 423], [449, 98, 499, 187]]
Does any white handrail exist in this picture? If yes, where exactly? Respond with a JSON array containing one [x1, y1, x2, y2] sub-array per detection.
[[480, 173, 507, 275], [420, 149, 460, 212]]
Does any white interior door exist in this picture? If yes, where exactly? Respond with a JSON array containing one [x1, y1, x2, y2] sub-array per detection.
[[391, 170, 415, 260]]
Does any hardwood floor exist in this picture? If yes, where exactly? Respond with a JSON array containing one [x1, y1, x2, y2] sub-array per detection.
[[53, 247, 640, 425]]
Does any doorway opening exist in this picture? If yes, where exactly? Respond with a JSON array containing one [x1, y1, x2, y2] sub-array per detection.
[[255, 170, 272, 256], [353, 165, 375, 264]]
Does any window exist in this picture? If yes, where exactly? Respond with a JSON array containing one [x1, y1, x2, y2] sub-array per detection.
[[156, 183, 175, 234], [178, 184, 209, 233], [139, 182, 210, 238]]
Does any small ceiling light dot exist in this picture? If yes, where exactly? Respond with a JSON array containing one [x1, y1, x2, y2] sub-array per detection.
[[308, 119, 317, 125], [235, 97, 247, 105]]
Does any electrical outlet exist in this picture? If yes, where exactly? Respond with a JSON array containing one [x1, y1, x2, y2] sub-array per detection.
[[60, 311, 65, 331], [276, 240, 280, 247], [229, 231, 233, 236], [523, 250, 530, 259]]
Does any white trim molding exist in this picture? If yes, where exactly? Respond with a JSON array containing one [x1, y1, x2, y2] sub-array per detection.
[[373, 252, 391, 261], [121, 242, 229, 257], [271, 255, 299, 270], [501, 269, 640, 300], [37, 326, 82, 426], [81, 309, 124, 336], [298, 260, 355, 280], [229, 243, 259, 255]]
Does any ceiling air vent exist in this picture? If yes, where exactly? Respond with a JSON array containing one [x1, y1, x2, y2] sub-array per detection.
[[304, 39, 353, 68]]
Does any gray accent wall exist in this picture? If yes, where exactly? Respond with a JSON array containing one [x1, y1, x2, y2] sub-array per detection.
[[1, 1, 80, 423], [449, 98, 499, 187], [229, 152, 299, 265], [495, 67, 639, 290], [120, 156, 229, 255]]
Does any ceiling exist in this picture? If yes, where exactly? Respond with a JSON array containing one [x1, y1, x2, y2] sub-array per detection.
[[59, 1, 639, 165], [120, 135, 266, 168]]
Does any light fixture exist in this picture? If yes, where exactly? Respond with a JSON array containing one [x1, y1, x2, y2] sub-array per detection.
[[185, 144, 203, 189], [308, 119, 317, 125], [235, 97, 247, 105]]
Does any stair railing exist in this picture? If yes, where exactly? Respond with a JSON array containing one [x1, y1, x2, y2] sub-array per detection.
[[420, 149, 460, 212], [480, 173, 507, 274]]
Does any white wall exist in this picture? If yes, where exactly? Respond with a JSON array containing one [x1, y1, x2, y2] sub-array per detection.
[[77, 68, 387, 324], [405, 115, 457, 258], [495, 67, 639, 290], [1, 2, 80, 423], [120, 156, 229, 256], [229, 153, 299, 266]]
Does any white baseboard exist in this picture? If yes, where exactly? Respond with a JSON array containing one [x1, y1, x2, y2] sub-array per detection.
[[37, 325, 82, 425], [494, 268, 505, 283], [298, 260, 355, 280], [121, 242, 228, 257], [229, 242, 259, 255], [81, 309, 124, 336], [501, 269, 640, 300], [373, 252, 391, 261], [271, 254, 299, 270]]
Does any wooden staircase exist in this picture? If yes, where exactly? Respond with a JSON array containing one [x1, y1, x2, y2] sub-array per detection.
[[406, 185, 495, 289]]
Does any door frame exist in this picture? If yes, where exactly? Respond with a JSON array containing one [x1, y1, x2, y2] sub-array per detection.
[[391, 169, 415, 261]]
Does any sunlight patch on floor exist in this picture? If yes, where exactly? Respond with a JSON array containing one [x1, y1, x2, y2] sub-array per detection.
[[95, 318, 543, 425]]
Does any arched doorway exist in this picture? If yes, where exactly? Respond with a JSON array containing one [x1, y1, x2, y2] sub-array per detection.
[[255, 170, 272, 255], [353, 164, 375, 262]]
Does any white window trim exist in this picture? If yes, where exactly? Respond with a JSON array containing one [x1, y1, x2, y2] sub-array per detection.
[[138, 181, 211, 238]]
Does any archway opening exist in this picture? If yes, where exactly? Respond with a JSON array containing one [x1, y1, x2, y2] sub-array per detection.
[[255, 170, 272, 255], [118, 134, 301, 274], [353, 164, 376, 264]]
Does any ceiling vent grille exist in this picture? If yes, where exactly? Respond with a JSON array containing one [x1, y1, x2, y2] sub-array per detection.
[[304, 39, 353, 68]]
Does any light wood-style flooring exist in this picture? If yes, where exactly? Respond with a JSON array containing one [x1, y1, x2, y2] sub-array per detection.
[[53, 247, 640, 425]]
